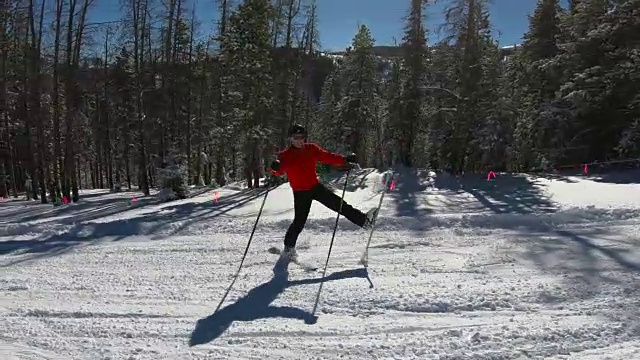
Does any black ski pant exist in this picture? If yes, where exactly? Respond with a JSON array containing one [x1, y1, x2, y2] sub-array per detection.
[[284, 183, 367, 248]]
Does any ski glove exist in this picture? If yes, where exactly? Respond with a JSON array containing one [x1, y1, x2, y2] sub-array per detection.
[[345, 153, 357, 163], [270, 160, 281, 171]]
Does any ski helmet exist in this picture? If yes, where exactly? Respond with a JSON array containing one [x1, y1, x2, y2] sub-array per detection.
[[289, 123, 307, 137]]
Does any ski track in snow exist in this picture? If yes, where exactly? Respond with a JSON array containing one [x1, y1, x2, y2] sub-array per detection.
[[2, 169, 640, 359]]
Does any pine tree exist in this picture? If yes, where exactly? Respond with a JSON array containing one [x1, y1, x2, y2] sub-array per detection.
[[222, 0, 274, 188], [613, 0, 640, 158], [111, 48, 136, 190], [335, 24, 379, 165], [392, 0, 431, 167], [441, 0, 492, 172], [512, 0, 566, 169], [385, 58, 404, 167], [558, 0, 640, 160], [157, 148, 189, 200], [315, 72, 343, 152]]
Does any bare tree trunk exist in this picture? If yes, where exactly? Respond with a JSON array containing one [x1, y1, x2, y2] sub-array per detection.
[[104, 28, 113, 189], [208, 144, 214, 185], [90, 161, 96, 188], [22, 3, 37, 201], [279, 0, 300, 146], [215, 0, 230, 186], [32, 0, 47, 203], [132, 0, 150, 195], [194, 47, 207, 185], [301, 3, 316, 134], [244, 140, 261, 189], [52, 0, 63, 200], [77, 157, 82, 189], [25, 0, 47, 204], [61, 0, 77, 199], [0, 163, 6, 198], [271, 0, 283, 48], [159, 0, 178, 162], [0, 1, 9, 198], [62, 0, 89, 201], [185, 6, 195, 185], [170, 0, 182, 149]]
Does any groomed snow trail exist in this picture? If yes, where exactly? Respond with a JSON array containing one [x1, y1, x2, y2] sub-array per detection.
[[2, 169, 640, 359]]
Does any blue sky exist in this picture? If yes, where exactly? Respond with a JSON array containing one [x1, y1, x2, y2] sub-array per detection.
[[90, 0, 569, 52]]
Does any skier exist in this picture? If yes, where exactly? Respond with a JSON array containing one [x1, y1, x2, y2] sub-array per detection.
[[270, 124, 378, 260]]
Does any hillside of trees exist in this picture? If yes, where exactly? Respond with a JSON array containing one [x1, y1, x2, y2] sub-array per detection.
[[1, 0, 639, 203]]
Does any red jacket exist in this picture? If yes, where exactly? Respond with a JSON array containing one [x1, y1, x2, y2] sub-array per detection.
[[271, 143, 346, 191]]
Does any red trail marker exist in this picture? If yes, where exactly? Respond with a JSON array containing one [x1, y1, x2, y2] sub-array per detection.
[[487, 171, 496, 181]]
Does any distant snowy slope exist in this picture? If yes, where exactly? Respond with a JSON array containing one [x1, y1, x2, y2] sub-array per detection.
[[1, 168, 640, 359]]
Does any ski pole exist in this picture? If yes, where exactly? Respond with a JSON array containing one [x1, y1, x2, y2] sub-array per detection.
[[311, 166, 352, 316], [360, 169, 395, 266], [214, 183, 274, 313]]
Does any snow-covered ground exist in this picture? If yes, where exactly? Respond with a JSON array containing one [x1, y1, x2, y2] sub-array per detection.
[[2, 168, 640, 359]]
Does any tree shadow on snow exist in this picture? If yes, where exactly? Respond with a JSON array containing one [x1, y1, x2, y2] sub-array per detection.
[[189, 261, 370, 346], [389, 168, 435, 218], [521, 228, 640, 281], [0, 188, 270, 266], [3, 193, 164, 226], [156, 188, 270, 236], [380, 170, 562, 237], [0, 219, 156, 267], [589, 168, 640, 184], [511, 223, 640, 330], [438, 173, 558, 215], [0, 225, 98, 257], [2, 187, 213, 227], [388, 169, 544, 218]]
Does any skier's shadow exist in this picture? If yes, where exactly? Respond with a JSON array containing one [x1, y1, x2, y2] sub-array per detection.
[[189, 258, 371, 346]]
